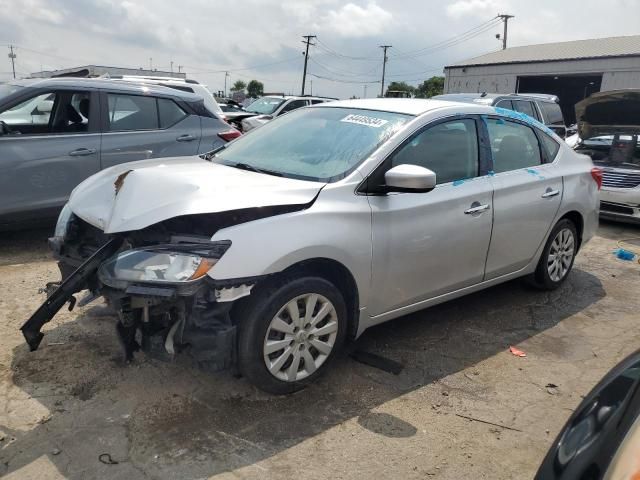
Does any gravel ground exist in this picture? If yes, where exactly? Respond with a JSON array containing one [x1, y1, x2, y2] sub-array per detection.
[[0, 220, 639, 479]]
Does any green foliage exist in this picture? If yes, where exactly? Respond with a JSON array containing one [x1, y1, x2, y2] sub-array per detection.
[[415, 76, 445, 98], [230, 80, 247, 93], [246, 80, 264, 98]]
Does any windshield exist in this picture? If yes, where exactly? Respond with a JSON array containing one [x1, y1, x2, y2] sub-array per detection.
[[0, 84, 23, 102], [246, 96, 286, 115], [213, 107, 412, 182]]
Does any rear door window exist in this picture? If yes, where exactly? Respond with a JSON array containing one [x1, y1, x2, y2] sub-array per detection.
[[486, 117, 542, 173], [539, 131, 560, 161], [512, 100, 538, 120], [495, 99, 513, 110], [107, 94, 158, 131], [539, 102, 564, 125]]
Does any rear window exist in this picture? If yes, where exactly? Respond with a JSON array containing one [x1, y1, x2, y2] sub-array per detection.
[[539, 102, 564, 125]]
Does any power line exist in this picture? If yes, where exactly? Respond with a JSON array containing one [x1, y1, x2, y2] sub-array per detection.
[[391, 17, 502, 59], [308, 72, 380, 84], [314, 38, 379, 61], [309, 57, 379, 79]]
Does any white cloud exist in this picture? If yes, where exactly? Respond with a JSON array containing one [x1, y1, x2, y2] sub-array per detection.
[[316, 2, 393, 38], [446, 0, 503, 18]]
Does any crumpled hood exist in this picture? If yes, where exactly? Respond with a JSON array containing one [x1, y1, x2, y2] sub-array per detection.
[[575, 89, 640, 140], [68, 156, 325, 233]]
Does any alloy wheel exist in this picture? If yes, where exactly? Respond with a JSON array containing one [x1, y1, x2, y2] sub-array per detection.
[[547, 227, 575, 282], [263, 293, 339, 382]]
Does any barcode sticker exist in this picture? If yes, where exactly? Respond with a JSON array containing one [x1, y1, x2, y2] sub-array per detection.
[[341, 114, 389, 128]]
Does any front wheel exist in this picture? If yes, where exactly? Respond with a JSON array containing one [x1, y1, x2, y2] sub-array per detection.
[[530, 219, 578, 290], [236, 276, 347, 394]]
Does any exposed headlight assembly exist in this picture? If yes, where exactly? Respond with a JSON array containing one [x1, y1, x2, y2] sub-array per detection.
[[54, 203, 73, 238], [98, 241, 231, 287]]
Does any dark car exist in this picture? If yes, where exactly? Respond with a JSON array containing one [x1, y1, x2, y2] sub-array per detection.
[[0, 78, 240, 230], [434, 93, 567, 138]]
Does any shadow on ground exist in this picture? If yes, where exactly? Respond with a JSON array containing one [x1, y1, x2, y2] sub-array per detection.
[[0, 268, 605, 478], [0, 227, 52, 266]]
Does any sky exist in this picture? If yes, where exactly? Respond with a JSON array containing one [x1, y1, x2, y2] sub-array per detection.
[[1, 0, 639, 99]]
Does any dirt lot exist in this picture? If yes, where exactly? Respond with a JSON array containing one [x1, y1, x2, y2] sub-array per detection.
[[1, 221, 639, 479]]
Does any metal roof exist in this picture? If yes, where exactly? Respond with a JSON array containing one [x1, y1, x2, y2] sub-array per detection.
[[448, 34, 640, 68]]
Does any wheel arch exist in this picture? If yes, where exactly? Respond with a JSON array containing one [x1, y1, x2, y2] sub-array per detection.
[[272, 257, 360, 339], [558, 210, 584, 250]]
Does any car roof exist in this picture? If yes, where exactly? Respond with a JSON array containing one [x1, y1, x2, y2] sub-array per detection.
[[10, 77, 201, 101], [315, 98, 472, 116]]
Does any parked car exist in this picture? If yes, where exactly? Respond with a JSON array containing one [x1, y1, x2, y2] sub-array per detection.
[[114, 75, 225, 118], [434, 93, 567, 138], [536, 348, 640, 479], [241, 95, 336, 132], [218, 102, 258, 130], [0, 78, 239, 230], [22, 98, 599, 394], [570, 90, 640, 223]]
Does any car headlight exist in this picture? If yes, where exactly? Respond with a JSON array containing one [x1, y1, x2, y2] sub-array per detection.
[[98, 242, 231, 286], [54, 203, 73, 238]]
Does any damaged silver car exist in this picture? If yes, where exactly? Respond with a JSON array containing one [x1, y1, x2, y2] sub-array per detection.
[[22, 99, 600, 394]]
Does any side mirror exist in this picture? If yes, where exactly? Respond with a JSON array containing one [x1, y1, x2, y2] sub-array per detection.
[[536, 349, 640, 479], [384, 164, 436, 193]]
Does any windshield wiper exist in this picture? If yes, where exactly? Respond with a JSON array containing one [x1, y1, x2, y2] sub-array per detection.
[[232, 162, 283, 177]]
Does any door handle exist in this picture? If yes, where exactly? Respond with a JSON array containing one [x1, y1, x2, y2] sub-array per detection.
[[176, 134, 196, 142], [464, 203, 490, 214], [68, 148, 96, 156], [542, 189, 560, 198]]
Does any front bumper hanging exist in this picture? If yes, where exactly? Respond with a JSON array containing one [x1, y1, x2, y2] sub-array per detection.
[[20, 237, 123, 351]]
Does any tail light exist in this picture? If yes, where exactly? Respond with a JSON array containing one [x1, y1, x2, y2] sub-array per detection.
[[218, 129, 242, 142], [591, 167, 603, 190]]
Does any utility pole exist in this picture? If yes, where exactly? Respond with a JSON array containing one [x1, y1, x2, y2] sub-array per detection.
[[224, 71, 230, 97], [149, 57, 153, 70], [8, 45, 16, 79], [301, 35, 316, 95], [170, 61, 174, 74], [498, 14, 514, 50], [379, 45, 391, 97], [178, 65, 183, 73], [310, 80, 313, 95]]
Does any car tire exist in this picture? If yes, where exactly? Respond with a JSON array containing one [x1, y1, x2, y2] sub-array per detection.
[[530, 219, 578, 290], [235, 276, 347, 395]]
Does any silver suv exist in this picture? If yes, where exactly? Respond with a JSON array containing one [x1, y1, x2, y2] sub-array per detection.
[[22, 99, 599, 394], [0, 78, 239, 230]]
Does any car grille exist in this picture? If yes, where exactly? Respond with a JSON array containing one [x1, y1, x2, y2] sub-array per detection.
[[600, 202, 635, 215], [602, 170, 640, 189]]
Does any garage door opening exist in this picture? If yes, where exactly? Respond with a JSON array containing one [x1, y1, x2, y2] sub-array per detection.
[[517, 74, 602, 125]]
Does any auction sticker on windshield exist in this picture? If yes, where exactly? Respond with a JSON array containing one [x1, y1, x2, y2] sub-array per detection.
[[341, 114, 389, 128]]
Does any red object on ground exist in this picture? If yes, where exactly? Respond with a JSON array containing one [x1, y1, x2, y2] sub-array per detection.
[[509, 346, 527, 357]]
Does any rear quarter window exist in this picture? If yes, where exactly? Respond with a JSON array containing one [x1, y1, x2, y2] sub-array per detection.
[[539, 131, 561, 161]]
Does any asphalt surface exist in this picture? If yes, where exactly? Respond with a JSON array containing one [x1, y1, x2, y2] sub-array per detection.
[[0, 220, 639, 479]]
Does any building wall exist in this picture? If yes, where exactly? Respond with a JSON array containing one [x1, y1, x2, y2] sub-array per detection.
[[444, 56, 640, 93]]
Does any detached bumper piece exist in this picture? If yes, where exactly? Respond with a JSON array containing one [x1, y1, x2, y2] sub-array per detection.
[[20, 238, 123, 351]]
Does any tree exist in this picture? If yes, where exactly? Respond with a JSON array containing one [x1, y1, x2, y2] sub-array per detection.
[[415, 76, 445, 98], [384, 81, 415, 97], [230, 80, 246, 93], [246, 79, 264, 98]]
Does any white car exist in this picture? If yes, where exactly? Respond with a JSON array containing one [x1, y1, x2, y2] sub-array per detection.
[[572, 90, 640, 223], [23, 99, 599, 394], [241, 95, 336, 132]]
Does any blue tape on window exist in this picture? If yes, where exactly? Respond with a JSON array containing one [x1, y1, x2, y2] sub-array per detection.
[[452, 179, 465, 186]]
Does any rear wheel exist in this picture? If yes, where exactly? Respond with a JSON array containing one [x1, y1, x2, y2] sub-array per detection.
[[236, 276, 347, 394], [530, 219, 578, 290]]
